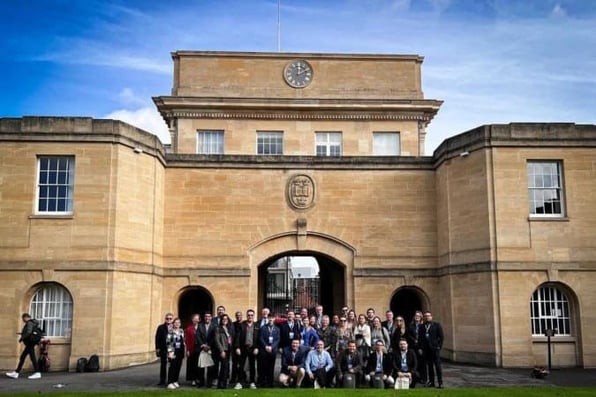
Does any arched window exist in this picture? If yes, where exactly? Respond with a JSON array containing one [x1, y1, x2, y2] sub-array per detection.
[[29, 283, 73, 338], [530, 285, 571, 336]]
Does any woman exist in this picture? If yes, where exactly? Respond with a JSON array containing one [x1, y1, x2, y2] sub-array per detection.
[[300, 315, 319, 349], [213, 314, 233, 389], [370, 316, 391, 349], [166, 318, 185, 390], [346, 309, 357, 330], [336, 316, 353, 355], [391, 316, 416, 353], [185, 313, 200, 385], [353, 314, 372, 364]]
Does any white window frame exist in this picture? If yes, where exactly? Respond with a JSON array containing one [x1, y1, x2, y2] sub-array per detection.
[[530, 285, 571, 336], [36, 156, 75, 215], [315, 132, 342, 156], [527, 161, 565, 218], [30, 283, 73, 338], [197, 130, 224, 154], [257, 131, 283, 155], [373, 132, 400, 155]]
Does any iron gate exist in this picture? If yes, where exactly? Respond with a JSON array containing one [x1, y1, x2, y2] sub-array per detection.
[[265, 276, 320, 316]]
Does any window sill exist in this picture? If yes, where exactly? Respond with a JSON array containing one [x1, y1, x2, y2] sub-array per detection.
[[42, 337, 71, 345], [528, 216, 569, 222], [532, 335, 575, 342], [29, 214, 74, 220]]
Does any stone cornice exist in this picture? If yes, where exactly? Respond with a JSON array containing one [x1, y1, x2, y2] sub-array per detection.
[[433, 123, 596, 167], [165, 154, 434, 170], [153, 96, 442, 123]]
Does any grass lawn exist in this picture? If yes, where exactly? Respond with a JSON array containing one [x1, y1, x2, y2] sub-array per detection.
[[6, 388, 596, 397]]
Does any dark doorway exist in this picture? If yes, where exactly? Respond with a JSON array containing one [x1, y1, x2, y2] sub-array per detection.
[[178, 287, 214, 327], [259, 253, 345, 317], [390, 287, 425, 324]]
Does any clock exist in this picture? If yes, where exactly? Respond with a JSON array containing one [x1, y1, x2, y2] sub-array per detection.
[[283, 60, 313, 88]]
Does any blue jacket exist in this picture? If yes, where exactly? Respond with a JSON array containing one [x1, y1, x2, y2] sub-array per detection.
[[258, 323, 280, 353], [280, 345, 308, 374]]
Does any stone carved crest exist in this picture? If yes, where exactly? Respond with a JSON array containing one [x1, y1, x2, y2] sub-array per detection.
[[287, 174, 315, 210]]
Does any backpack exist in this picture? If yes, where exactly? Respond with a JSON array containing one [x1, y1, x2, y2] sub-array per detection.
[[76, 357, 88, 373], [28, 322, 45, 345], [85, 354, 100, 372]]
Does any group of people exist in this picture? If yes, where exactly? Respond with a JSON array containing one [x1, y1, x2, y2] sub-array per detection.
[[154, 305, 444, 390]]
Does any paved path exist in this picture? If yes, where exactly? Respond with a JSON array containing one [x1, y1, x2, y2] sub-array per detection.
[[1, 361, 595, 394]]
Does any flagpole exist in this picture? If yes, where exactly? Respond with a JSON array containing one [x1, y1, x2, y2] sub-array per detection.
[[277, 0, 281, 52]]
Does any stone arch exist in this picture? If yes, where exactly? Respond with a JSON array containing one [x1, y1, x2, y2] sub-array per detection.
[[177, 286, 214, 328], [249, 232, 356, 314], [389, 286, 430, 324]]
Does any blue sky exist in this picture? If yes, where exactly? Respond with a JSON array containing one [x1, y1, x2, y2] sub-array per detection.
[[1, 0, 595, 153]]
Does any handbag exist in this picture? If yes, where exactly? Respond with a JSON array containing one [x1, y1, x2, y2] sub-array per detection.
[[395, 376, 410, 390], [198, 350, 214, 368]]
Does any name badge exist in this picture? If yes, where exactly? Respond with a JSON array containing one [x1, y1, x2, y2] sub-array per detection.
[[268, 336, 273, 344], [426, 333, 430, 338], [175, 342, 180, 349], [348, 364, 353, 369], [289, 332, 294, 339]]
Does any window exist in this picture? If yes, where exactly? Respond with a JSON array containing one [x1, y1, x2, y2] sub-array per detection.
[[315, 132, 342, 156], [530, 285, 571, 336], [37, 156, 75, 214], [373, 132, 400, 155], [197, 130, 224, 154], [527, 161, 564, 217], [30, 284, 73, 338], [257, 131, 283, 155]]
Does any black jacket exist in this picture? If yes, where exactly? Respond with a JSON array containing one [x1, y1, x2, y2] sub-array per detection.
[[154, 322, 169, 352], [421, 321, 444, 350]]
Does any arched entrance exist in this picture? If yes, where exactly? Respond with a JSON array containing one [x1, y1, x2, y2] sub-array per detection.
[[258, 252, 345, 317], [390, 287, 427, 324], [178, 287, 214, 327]]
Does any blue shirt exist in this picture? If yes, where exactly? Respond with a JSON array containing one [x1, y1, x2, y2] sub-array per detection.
[[305, 349, 334, 374]]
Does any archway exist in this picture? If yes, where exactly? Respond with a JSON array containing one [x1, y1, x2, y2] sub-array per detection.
[[390, 287, 427, 324], [258, 252, 345, 317], [178, 287, 214, 327]]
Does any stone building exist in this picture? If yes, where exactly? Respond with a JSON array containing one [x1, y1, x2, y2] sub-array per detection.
[[1, 51, 595, 371]]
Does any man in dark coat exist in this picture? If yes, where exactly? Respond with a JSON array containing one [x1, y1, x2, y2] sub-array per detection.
[[421, 311, 444, 388], [154, 313, 173, 386], [5, 313, 43, 380]]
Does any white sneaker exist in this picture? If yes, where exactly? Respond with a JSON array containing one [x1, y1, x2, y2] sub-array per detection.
[[234, 383, 243, 390], [6, 371, 19, 379], [173, 382, 179, 388], [249, 382, 257, 389], [314, 380, 320, 389], [28, 372, 42, 380], [167, 383, 176, 390]]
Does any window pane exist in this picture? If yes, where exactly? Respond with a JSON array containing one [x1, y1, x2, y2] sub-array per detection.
[[527, 161, 564, 217], [37, 156, 75, 214], [30, 284, 73, 338], [197, 130, 224, 154], [257, 132, 283, 155], [529, 285, 570, 336], [373, 132, 400, 155], [315, 132, 342, 156]]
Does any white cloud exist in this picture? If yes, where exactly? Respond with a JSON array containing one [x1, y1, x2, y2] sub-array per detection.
[[117, 88, 146, 106], [103, 107, 170, 144], [550, 4, 567, 18]]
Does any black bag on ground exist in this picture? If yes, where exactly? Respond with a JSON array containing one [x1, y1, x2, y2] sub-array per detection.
[[76, 357, 88, 373], [85, 354, 100, 372]]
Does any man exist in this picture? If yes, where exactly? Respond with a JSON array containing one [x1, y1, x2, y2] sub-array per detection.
[[196, 312, 217, 388], [381, 310, 395, 340], [365, 340, 394, 388], [366, 308, 376, 327], [234, 309, 259, 389], [230, 311, 243, 386], [280, 311, 301, 352], [409, 310, 426, 384], [421, 311, 444, 388], [393, 339, 419, 388], [215, 306, 226, 326], [154, 313, 173, 386], [305, 340, 334, 389], [279, 339, 307, 387], [336, 340, 363, 388], [5, 313, 43, 380], [314, 304, 324, 329], [258, 307, 270, 328], [341, 306, 350, 318], [299, 307, 309, 322], [185, 313, 201, 385], [317, 315, 337, 358], [258, 314, 280, 387]]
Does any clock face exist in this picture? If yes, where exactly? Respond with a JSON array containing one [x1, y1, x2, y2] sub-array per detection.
[[284, 60, 313, 88]]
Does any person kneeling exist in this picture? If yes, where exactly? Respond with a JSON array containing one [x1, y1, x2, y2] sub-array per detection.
[[279, 339, 307, 387], [393, 339, 419, 389], [365, 340, 394, 388], [336, 340, 363, 388], [305, 340, 334, 389]]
